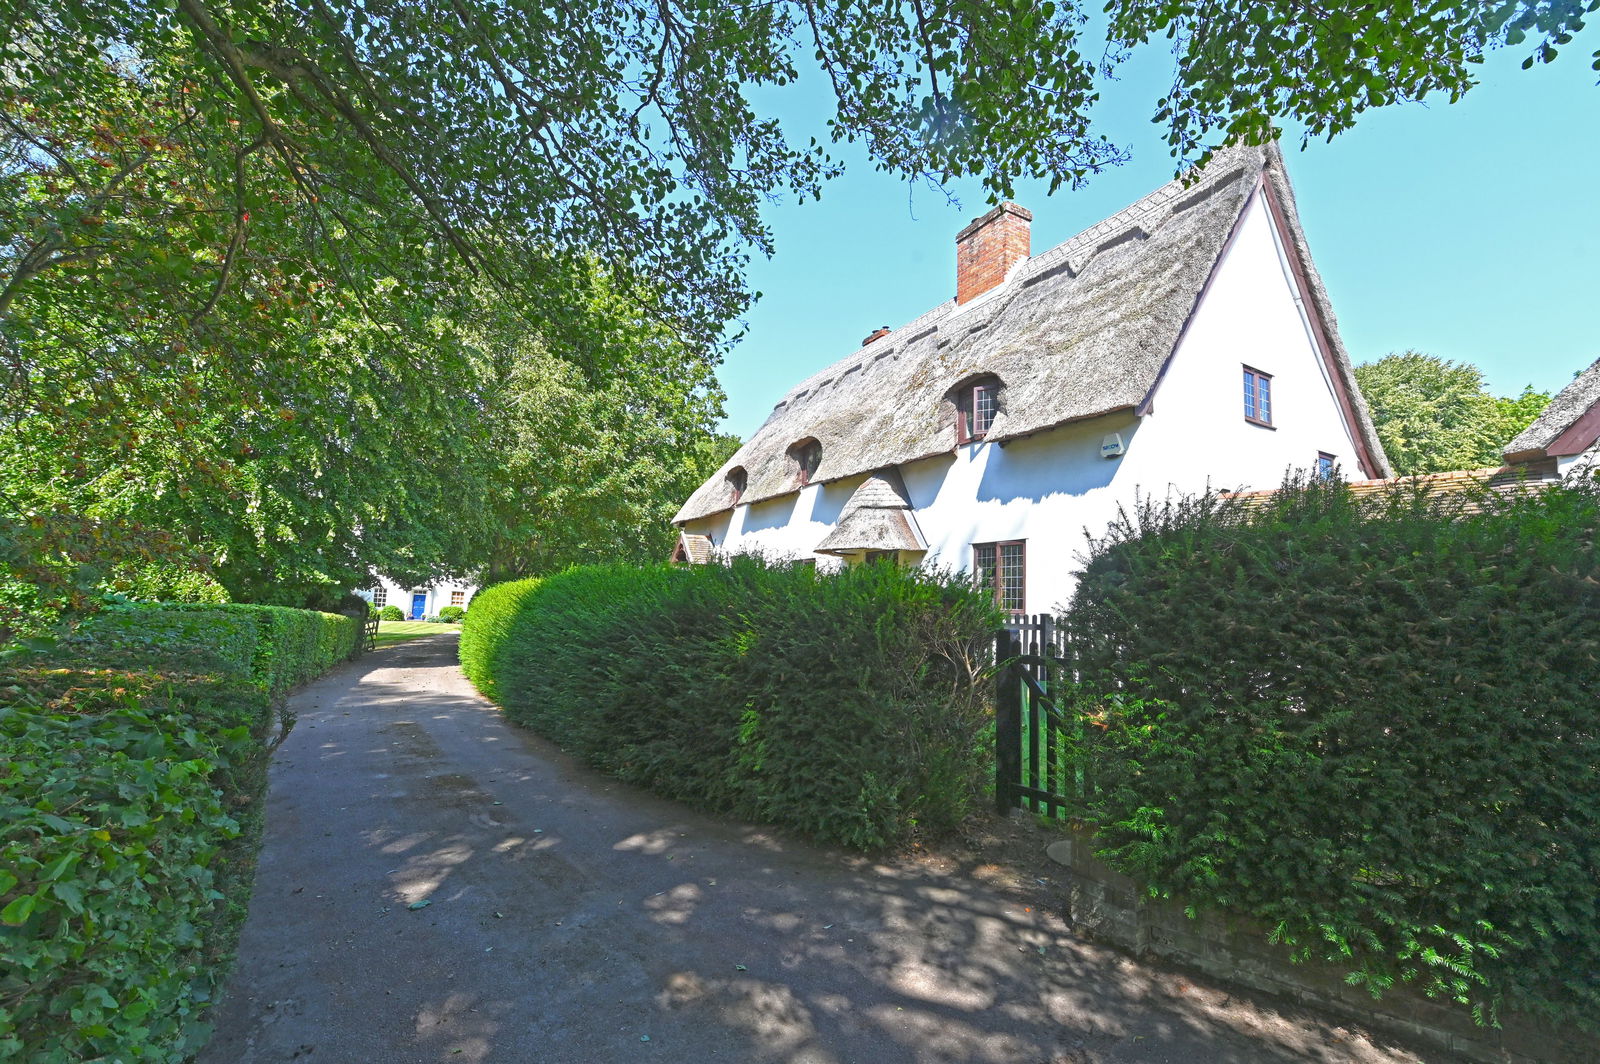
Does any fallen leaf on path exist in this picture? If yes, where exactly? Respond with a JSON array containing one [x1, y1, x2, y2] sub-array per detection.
[[408, 900, 431, 911]]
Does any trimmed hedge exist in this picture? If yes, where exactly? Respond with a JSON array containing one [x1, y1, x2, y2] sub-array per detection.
[[67, 602, 361, 695], [457, 577, 541, 706], [460, 560, 997, 849], [1060, 473, 1600, 1031], [0, 601, 359, 1060]]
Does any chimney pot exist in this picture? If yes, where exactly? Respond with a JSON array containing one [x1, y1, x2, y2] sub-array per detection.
[[862, 326, 892, 346], [955, 202, 1031, 305]]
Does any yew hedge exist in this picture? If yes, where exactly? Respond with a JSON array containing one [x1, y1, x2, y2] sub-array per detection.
[[1061, 473, 1600, 1031], [460, 559, 997, 850], [0, 601, 360, 1060]]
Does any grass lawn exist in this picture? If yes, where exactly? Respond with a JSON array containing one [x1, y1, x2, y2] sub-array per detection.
[[374, 620, 460, 648]]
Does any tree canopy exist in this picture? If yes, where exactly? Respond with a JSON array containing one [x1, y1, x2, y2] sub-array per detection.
[[4, 0, 1593, 632], [1354, 351, 1551, 476]]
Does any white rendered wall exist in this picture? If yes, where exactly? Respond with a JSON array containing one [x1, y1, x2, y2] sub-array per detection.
[[1131, 190, 1365, 492], [357, 576, 478, 618], [680, 190, 1367, 613]]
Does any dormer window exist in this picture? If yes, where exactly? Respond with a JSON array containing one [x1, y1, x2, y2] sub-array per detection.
[[726, 466, 747, 505], [956, 376, 1000, 443], [788, 438, 822, 486]]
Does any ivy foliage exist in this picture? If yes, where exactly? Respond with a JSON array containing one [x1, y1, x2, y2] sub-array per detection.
[[0, 598, 362, 1060], [0, 664, 270, 1060], [461, 559, 998, 850], [1060, 472, 1600, 1030]]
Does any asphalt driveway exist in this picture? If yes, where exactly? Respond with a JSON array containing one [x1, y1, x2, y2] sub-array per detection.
[[199, 634, 1429, 1064]]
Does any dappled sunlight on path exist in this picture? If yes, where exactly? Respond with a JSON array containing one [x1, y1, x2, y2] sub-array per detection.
[[200, 635, 1425, 1064]]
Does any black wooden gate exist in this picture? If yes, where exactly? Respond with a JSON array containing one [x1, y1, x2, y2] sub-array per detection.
[[994, 614, 1079, 815]]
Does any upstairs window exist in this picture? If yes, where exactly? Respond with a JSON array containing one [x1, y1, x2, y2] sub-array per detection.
[[726, 466, 747, 505], [788, 438, 822, 486], [973, 540, 1025, 614], [1243, 367, 1273, 426], [1316, 452, 1336, 479], [957, 376, 1000, 443]]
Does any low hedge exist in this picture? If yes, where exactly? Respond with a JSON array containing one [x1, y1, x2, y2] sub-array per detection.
[[67, 602, 361, 695], [1, 600, 359, 1059], [460, 560, 997, 850], [1060, 473, 1600, 1031]]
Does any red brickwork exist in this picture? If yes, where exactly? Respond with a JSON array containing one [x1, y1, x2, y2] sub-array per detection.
[[955, 202, 1032, 305]]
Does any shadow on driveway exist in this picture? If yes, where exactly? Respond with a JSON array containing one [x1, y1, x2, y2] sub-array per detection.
[[200, 635, 1427, 1064]]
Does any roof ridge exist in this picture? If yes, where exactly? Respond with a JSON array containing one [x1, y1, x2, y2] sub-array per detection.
[[1015, 151, 1256, 286]]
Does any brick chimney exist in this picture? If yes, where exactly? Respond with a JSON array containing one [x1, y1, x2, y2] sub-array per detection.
[[861, 325, 891, 346], [955, 202, 1031, 305]]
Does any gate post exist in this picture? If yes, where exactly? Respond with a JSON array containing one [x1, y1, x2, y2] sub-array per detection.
[[994, 627, 1022, 814]]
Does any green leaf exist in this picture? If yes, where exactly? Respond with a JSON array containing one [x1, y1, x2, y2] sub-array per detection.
[[1, 893, 39, 926]]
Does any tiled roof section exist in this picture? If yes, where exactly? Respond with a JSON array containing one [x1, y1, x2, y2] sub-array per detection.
[[671, 532, 713, 564], [675, 143, 1388, 524], [1224, 462, 1562, 515], [814, 470, 928, 555], [1504, 356, 1600, 461]]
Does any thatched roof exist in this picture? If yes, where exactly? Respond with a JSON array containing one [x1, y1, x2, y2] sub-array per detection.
[[1504, 357, 1600, 462], [671, 532, 713, 564], [676, 143, 1389, 524], [814, 470, 928, 555], [1225, 461, 1562, 515]]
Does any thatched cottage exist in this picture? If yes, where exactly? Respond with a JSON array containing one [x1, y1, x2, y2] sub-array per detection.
[[1503, 355, 1600, 478], [672, 144, 1392, 614]]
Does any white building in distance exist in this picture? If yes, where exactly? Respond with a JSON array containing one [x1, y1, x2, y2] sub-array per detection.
[[357, 577, 477, 620]]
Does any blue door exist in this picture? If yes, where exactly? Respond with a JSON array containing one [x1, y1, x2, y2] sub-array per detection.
[[411, 593, 426, 620]]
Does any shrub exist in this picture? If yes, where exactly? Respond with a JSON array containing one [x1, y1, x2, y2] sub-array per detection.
[[67, 603, 360, 696], [1060, 473, 1600, 1030], [438, 605, 465, 623], [0, 655, 277, 1062], [457, 578, 541, 705], [379, 604, 404, 621], [461, 559, 996, 849]]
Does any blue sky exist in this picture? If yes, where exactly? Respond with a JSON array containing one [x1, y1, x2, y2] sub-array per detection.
[[717, 39, 1599, 439]]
